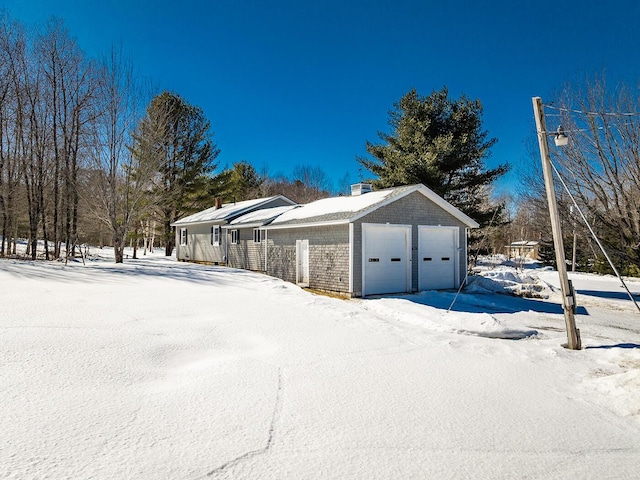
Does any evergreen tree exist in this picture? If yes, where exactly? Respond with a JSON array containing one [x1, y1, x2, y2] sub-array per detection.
[[357, 87, 508, 225], [133, 91, 219, 255], [226, 161, 263, 201]]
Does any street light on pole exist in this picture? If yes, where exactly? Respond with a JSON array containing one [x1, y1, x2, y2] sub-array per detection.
[[532, 97, 581, 350]]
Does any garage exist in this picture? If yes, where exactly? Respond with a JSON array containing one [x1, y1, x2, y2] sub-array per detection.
[[362, 223, 411, 296], [418, 226, 459, 291]]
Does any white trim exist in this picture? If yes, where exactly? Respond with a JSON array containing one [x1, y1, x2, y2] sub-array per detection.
[[211, 225, 220, 246], [263, 184, 479, 231], [263, 219, 350, 230], [264, 229, 268, 272], [253, 228, 263, 243], [350, 185, 479, 228], [348, 223, 354, 295], [464, 228, 469, 282]]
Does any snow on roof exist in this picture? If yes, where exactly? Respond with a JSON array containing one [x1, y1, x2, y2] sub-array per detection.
[[229, 205, 299, 227], [171, 196, 293, 226], [508, 241, 540, 247], [269, 188, 398, 226], [268, 184, 479, 228]]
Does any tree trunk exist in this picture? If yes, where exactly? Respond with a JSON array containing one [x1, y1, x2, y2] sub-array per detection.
[[113, 232, 124, 263], [164, 219, 173, 256]]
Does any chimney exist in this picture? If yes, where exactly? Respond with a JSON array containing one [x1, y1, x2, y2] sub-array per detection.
[[215, 197, 222, 209], [350, 183, 372, 196]]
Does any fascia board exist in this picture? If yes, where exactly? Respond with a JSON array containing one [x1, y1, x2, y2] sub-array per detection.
[[170, 219, 227, 227], [263, 219, 350, 230], [170, 195, 296, 227], [348, 184, 480, 228]]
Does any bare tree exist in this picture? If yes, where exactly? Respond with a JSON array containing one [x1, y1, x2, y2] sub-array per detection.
[[84, 46, 150, 263], [551, 76, 640, 272], [3, 17, 52, 260], [0, 15, 19, 256], [37, 19, 95, 259]]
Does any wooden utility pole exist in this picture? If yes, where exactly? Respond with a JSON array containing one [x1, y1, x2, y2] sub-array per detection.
[[532, 97, 581, 350]]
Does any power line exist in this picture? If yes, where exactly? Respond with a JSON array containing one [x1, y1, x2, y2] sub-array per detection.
[[545, 104, 640, 117]]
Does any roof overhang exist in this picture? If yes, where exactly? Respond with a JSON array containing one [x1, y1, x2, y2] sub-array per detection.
[[263, 219, 351, 230], [170, 219, 226, 227], [348, 184, 480, 228]]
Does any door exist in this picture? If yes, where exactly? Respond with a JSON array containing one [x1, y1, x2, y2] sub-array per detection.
[[296, 239, 309, 286], [418, 226, 458, 291], [362, 223, 411, 296]]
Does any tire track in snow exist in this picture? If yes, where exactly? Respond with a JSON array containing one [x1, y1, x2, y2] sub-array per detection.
[[203, 367, 283, 477]]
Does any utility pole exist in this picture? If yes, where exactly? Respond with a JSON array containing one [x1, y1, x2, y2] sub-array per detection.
[[532, 97, 581, 350]]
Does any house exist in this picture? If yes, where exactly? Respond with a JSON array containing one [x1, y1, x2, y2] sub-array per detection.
[[505, 240, 540, 260], [225, 205, 298, 271], [173, 184, 479, 297], [231, 183, 478, 297], [171, 195, 297, 264]]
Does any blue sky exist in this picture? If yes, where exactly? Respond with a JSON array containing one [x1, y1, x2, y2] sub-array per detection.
[[1, 0, 638, 195]]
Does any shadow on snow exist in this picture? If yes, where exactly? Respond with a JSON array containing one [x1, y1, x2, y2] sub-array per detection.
[[585, 343, 640, 350], [384, 290, 589, 316], [0, 257, 264, 287]]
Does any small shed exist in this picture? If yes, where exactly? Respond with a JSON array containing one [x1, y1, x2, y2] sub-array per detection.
[[171, 195, 296, 264], [260, 183, 478, 297], [506, 241, 540, 260]]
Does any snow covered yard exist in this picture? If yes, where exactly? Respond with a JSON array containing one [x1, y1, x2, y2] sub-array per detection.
[[1, 251, 640, 479]]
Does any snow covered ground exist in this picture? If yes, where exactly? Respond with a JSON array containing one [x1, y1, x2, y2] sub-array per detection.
[[1, 249, 639, 479]]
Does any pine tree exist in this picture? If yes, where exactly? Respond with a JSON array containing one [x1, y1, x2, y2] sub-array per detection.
[[357, 87, 508, 225], [132, 91, 219, 255], [226, 161, 263, 201]]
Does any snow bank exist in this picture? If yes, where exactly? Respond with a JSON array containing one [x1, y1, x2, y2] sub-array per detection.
[[361, 294, 539, 340], [466, 268, 550, 298]]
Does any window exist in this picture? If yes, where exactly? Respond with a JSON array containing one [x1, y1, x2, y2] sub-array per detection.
[[180, 228, 188, 246], [253, 228, 264, 243], [211, 226, 220, 246], [231, 229, 240, 245]]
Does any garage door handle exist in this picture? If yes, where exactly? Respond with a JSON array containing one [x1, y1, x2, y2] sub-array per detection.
[[442, 257, 450, 261], [368, 258, 380, 262], [391, 258, 401, 262], [423, 257, 432, 261]]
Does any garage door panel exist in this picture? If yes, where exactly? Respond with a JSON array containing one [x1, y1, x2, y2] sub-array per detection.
[[363, 224, 410, 296], [419, 226, 458, 291]]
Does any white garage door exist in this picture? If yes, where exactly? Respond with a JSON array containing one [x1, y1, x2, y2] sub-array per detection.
[[418, 226, 459, 291], [362, 223, 411, 296]]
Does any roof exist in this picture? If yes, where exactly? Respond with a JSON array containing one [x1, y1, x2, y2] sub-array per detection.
[[266, 184, 479, 229], [508, 241, 540, 247], [228, 205, 299, 228], [171, 195, 296, 227]]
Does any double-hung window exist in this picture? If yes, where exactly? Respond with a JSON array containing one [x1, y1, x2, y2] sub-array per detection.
[[231, 229, 240, 245], [211, 226, 220, 246], [179, 228, 188, 246]]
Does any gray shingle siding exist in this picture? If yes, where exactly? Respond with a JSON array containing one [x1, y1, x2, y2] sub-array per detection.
[[266, 225, 350, 292], [175, 187, 474, 297], [227, 228, 266, 271], [352, 191, 469, 295]]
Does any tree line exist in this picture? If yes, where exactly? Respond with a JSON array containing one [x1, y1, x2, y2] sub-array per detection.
[[481, 77, 640, 276], [0, 15, 338, 263], [356, 80, 640, 276], [1, 13, 637, 275]]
